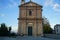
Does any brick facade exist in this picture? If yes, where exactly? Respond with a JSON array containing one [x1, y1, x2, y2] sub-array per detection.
[[18, 1, 43, 36]]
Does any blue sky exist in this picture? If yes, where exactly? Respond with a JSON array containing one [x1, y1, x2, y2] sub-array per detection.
[[0, 0, 60, 32]]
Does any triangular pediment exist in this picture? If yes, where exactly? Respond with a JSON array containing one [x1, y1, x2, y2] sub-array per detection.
[[19, 1, 42, 7]]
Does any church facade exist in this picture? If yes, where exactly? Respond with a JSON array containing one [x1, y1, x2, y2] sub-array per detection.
[[18, 0, 43, 36]]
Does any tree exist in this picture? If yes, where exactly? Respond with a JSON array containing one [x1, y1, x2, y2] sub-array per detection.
[[0, 23, 12, 36], [42, 17, 53, 34], [0, 23, 8, 36], [9, 27, 11, 32]]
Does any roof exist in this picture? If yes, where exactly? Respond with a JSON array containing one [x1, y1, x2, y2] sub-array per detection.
[[54, 24, 60, 27], [19, 1, 42, 7]]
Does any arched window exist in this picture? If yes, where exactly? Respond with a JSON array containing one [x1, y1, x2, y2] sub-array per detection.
[[29, 11, 32, 16]]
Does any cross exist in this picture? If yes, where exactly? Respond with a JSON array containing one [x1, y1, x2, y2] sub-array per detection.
[[22, 0, 24, 1], [30, 0, 31, 1]]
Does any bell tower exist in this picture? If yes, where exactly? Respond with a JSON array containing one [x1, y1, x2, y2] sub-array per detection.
[[21, 0, 25, 4]]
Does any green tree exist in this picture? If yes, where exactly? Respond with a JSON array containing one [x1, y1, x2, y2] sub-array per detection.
[[9, 27, 11, 32], [42, 17, 53, 34], [8, 26, 12, 36], [0, 23, 8, 36], [0, 23, 12, 36]]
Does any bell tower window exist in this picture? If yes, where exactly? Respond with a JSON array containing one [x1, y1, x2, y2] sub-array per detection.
[[29, 11, 32, 16]]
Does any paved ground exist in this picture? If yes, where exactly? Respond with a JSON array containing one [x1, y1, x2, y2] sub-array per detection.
[[44, 34, 60, 40], [0, 36, 58, 40]]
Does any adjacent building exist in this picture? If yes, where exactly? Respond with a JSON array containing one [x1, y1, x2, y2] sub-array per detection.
[[54, 24, 60, 34]]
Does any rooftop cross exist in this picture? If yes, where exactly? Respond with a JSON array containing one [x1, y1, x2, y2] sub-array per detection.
[[30, 0, 31, 1], [22, 0, 24, 1]]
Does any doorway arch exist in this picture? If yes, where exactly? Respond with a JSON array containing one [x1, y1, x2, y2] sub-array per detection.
[[28, 26, 32, 36]]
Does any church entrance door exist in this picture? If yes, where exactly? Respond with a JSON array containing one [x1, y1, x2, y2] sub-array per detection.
[[28, 27, 32, 36]]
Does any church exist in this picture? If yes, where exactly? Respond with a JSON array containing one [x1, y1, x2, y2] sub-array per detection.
[[18, 0, 43, 36]]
